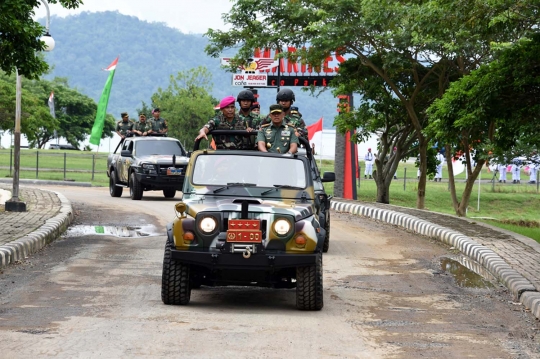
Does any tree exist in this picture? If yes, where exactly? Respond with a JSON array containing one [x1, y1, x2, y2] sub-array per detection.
[[144, 67, 216, 150], [205, 0, 528, 209], [0, 72, 115, 148], [427, 33, 540, 216], [0, 0, 83, 79]]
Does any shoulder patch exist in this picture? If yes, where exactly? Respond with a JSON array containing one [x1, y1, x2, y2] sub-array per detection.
[[261, 123, 271, 128]]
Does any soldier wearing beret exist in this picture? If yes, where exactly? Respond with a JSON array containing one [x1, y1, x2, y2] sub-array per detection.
[[133, 113, 152, 136], [257, 104, 299, 154], [115, 112, 135, 139], [149, 108, 168, 135], [196, 96, 254, 149]]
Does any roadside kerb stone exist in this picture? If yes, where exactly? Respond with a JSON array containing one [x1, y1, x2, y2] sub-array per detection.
[[0, 190, 74, 268], [331, 199, 539, 315]]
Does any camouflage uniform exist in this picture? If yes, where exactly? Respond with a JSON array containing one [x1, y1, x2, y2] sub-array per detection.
[[239, 111, 261, 148], [287, 113, 308, 140], [257, 122, 299, 154], [204, 113, 250, 149], [150, 117, 168, 134], [116, 119, 135, 136], [134, 120, 152, 134]]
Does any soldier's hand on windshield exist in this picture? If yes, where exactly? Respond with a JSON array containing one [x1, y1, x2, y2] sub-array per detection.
[[196, 131, 208, 140]]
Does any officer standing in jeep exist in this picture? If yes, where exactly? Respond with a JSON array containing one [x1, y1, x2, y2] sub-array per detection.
[[257, 104, 299, 154], [133, 113, 152, 136], [195, 95, 254, 149], [149, 108, 168, 135], [261, 88, 308, 140], [115, 112, 135, 139]]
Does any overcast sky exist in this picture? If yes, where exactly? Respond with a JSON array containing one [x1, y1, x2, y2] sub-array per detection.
[[35, 0, 233, 34]]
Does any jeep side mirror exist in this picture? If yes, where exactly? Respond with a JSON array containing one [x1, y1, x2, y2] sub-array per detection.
[[321, 172, 335, 183], [121, 150, 132, 157]]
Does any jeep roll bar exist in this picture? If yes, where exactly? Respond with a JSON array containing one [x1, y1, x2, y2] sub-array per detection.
[[192, 130, 312, 159]]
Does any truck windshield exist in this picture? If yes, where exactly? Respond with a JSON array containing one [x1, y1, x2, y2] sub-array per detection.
[[135, 140, 185, 157], [192, 154, 307, 188]]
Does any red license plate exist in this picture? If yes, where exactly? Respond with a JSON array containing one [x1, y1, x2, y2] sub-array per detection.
[[227, 219, 262, 243]]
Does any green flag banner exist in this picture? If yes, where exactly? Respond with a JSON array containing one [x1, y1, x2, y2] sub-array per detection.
[[89, 57, 118, 145]]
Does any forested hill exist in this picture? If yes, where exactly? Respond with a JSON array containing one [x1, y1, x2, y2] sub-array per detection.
[[42, 11, 337, 128]]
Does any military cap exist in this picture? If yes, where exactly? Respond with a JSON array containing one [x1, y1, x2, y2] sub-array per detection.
[[153, 108, 160, 113], [120, 112, 128, 118], [269, 104, 283, 114]]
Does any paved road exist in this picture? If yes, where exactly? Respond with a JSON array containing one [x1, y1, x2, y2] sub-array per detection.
[[1, 185, 539, 358]]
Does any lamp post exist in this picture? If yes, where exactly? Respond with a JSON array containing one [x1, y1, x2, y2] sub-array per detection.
[[5, 0, 54, 212]]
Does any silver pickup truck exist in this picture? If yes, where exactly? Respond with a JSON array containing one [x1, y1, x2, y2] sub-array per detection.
[[107, 136, 189, 200]]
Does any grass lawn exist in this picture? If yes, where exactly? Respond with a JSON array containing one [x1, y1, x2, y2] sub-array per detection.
[[317, 159, 540, 243]]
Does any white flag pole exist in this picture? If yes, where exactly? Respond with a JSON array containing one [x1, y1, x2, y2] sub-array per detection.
[[319, 118, 323, 168]]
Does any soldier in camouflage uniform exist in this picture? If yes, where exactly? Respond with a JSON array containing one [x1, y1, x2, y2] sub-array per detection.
[[132, 113, 152, 136], [196, 96, 254, 149], [149, 108, 168, 135], [257, 104, 299, 154], [237, 90, 261, 130], [260, 88, 308, 141], [115, 112, 135, 139]]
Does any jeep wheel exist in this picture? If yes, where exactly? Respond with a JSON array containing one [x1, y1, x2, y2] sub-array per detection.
[[161, 238, 191, 305], [129, 172, 143, 200], [109, 170, 123, 197], [323, 215, 330, 253], [163, 188, 176, 198], [296, 253, 323, 310]]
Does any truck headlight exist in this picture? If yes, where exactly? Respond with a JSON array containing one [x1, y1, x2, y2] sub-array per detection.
[[199, 217, 217, 233], [274, 219, 291, 235], [142, 164, 156, 174]]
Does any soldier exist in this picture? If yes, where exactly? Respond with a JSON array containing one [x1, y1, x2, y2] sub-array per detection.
[[115, 112, 134, 139], [257, 104, 299, 154], [149, 108, 168, 135], [250, 102, 261, 116], [236, 90, 260, 129], [133, 113, 152, 136], [195, 96, 254, 149], [260, 88, 308, 140]]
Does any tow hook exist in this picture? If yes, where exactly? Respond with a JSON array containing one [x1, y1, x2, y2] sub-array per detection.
[[243, 248, 251, 259]]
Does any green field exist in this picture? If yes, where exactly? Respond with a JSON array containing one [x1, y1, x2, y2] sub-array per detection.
[[1, 151, 538, 242]]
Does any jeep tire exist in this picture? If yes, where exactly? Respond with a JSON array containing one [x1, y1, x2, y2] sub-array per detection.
[[163, 188, 176, 198], [296, 253, 323, 310], [129, 172, 143, 200], [323, 215, 330, 253], [161, 238, 191, 305], [109, 170, 123, 197]]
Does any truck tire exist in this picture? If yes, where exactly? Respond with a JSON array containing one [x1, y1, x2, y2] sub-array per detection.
[[109, 170, 123, 197], [296, 253, 323, 311], [129, 172, 143, 200], [163, 188, 176, 198], [161, 238, 191, 305]]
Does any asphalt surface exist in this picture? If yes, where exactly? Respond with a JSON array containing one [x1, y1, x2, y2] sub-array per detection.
[[1, 179, 540, 321]]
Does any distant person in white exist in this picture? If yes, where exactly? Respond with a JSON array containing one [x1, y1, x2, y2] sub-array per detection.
[[511, 158, 522, 184], [364, 148, 374, 179], [529, 154, 539, 184], [435, 150, 444, 182], [497, 162, 508, 183]]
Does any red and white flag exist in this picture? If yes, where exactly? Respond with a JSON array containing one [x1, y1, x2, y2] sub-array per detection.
[[48, 91, 55, 118], [306, 117, 323, 141]]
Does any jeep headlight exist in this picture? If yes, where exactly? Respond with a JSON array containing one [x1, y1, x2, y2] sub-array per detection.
[[274, 219, 291, 235], [199, 217, 217, 233]]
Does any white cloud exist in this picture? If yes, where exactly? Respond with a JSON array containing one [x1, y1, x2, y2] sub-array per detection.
[[34, 0, 233, 34]]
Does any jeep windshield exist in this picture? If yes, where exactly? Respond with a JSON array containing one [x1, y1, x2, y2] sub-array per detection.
[[192, 154, 307, 188], [135, 140, 186, 157]]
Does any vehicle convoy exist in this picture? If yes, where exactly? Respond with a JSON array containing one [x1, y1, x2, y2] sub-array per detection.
[[161, 130, 335, 310], [107, 136, 189, 200]]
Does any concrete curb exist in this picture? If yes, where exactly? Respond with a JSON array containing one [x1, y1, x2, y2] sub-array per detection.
[[0, 190, 74, 269], [331, 199, 540, 319]]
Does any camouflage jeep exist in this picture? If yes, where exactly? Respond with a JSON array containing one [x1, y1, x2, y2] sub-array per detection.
[[161, 130, 335, 310]]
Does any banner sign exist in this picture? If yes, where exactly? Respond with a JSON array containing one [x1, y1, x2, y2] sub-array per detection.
[[232, 73, 268, 87], [267, 75, 333, 87]]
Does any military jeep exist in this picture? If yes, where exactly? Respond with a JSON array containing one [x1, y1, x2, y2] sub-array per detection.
[[161, 130, 335, 310]]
